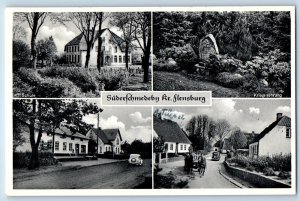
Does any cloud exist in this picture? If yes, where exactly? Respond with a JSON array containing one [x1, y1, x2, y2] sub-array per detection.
[[275, 106, 291, 114], [249, 107, 260, 115], [129, 112, 151, 124], [26, 25, 76, 54], [125, 125, 152, 143]]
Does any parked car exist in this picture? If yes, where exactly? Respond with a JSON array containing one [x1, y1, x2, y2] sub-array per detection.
[[211, 151, 221, 161], [128, 154, 143, 165]]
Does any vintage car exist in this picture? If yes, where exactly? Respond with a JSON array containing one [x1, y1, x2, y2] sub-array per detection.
[[211, 151, 221, 161], [128, 154, 143, 165]]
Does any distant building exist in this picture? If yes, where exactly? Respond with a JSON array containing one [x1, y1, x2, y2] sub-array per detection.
[[86, 128, 122, 155], [64, 28, 132, 67], [249, 113, 291, 158], [154, 119, 192, 154], [16, 125, 90, 156]]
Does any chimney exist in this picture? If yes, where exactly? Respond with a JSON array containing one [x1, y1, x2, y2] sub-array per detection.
[[276, 113, 283, 120]]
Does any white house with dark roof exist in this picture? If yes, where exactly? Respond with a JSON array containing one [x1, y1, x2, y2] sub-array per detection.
[[154, 119, 192, 154], [16, 125, 90, 156], [86, 128, 123, 155], [249, 113, 291, 158], [64, 28, 132, 67]]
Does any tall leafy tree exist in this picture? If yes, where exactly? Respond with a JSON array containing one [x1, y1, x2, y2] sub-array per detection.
[[215, 119, 231, 149], [36, 36, 57, 66], [14, 12, 48, 69], [133, 12, 151, 83], [110, 12, 136, 70], [229, 129, 247, 150], [69, 12, 99, 68], [13, 99, 101, 169]]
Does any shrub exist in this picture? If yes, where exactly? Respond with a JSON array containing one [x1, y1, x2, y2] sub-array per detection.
[[13, 74, 36, 97], [38, 67, 100, 93], [278, 171, 291, 179], [153, 62, 181, 72], [13, 40, 30, 71], [206, 54, 242, 75], [13, 151, 58, 169], [216, 72, 245, 88], [34, 77, 83, 98], [99, 68, 126, 91], [263, 167, 276, 176], [246, 165, 255, 172], [17, 67, 42, 86]]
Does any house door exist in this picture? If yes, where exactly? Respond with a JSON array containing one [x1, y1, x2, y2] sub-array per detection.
[[75, 144, 79, 155], [105, 56, 111, 66]]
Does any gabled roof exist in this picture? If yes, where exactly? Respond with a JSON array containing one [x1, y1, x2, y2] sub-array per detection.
[[253, 116, 291, 143], [54, 125, 90, 140], [91, 128, 122, 144], [154, 119, 192, 144], [64, 28, 125, 50]]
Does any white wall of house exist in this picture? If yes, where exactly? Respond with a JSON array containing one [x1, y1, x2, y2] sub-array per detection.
[[80, 30, 132, 67], [15, 130, 89, 155], [249, 142, 259, 158], [165, 142, 176, 153], [177, 143, 190, 153], [259, 125, 291, 156], [111, 134, 122, 154]]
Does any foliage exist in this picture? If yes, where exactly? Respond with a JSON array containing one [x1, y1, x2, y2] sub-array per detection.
[[98, 68, 126, 91], [13, 40, 31, 71], [36, 36, 57, 66], [216, 72, 245, 88], [13, 120, 26, 152], [154, 171, 188, 189], [227, 154, 291, 173], [13, 151, 58, 169], [153, 61, 181, 72], [153, 136, 165, 153], [278, 171, 291, 179], [229, 129, 247, 150], [263, 167, 276, 176], [206, 54, 242, 75], [154, 11, 290, 62]]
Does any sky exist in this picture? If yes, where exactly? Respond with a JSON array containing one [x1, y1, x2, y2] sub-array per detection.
[[155, 99, 291, 134], [15, 13, 122, 54], [82, 101, 152, 143]]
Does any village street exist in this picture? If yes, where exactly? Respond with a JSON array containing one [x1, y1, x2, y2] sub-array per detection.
[[159, 154, 240, 188], [13, 159, 152, 189]]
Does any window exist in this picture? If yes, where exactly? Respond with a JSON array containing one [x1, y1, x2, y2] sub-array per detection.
[[102, 37, 105, 42], [170, 144, 173, 151], [106, 147, 108, 152], [114, 46, 117, 53], [55, 141, 59, 151], [77, 55, 80, 63], [69, 143, 73, 151], [114, 55, 117, 63], [81, 145, 86, 153], [184, 145, 187, 150], [80, 138, 83, 141], [286, 127, 291, 138], [100, 146, 102, 153], [63, 142, 67, 151], [71, 136, 74, 140], [47, 141, 52, 150], [119, 55, 122, 63], [116, 138, 119, 145], [180, 144, 183, 150], [123, 56, 125, 63]]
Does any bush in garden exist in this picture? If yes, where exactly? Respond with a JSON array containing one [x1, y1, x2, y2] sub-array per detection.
[[263, 167, 276, 176], [216, 72, 245, 88], [153, 62, 181, 72], [34, 77, 83, 98], [246, 165, 255, 172], [99, 68, 126, 91], [17, 67, 42, 86], [278, 171, 291, 179], [13, 74, 36, 97], [206, 54, 242, 75], [39, 67, 100, 93], [13, 151, 58, 169]]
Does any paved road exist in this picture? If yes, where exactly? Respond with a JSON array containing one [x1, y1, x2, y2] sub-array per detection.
[[14, 159, 151, 189], [159, 154, 238, 188], [188, 155, 238, 188]]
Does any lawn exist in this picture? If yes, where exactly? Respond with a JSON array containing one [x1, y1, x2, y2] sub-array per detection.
[[153, 71, 243, 97]]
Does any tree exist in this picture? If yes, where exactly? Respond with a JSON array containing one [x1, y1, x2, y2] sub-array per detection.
[[121, 141, 131, 155], [110, 12, 136, 70], [133, 12, 151, 83], [13, 40, 30, 70], [36, 36, 57, 66], [13, 119, 26, 152], [229, 129, 247, 150], [14, 12, 48, 69], [95, 12, 110, 71], [13, 99, 101, 169], [13, 24, 27, 42], [153, 136, 165, 153], [215, 119, 231, 149], [69, 12, 99, 68]]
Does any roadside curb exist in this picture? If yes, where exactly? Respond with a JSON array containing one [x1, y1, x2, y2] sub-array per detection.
[[218, 167, 245, 188]]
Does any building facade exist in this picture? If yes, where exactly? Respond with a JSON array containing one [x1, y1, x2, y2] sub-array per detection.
[[64, 29, 132, 67], [86, 128, 123, 155], [249, 113, 291, 158], [154, 119, 192, 154]]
